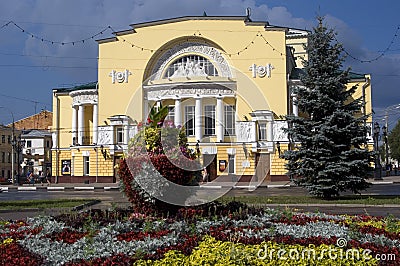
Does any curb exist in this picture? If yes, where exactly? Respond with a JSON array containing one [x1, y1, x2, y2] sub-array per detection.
[[71, 199, 102, 211], [0, 186, 120, 191], [370, 181, 394, 185], [256, 203, 400, 208]]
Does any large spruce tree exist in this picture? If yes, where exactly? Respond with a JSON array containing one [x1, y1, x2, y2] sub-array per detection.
[[388, 120, 400, 163], [282, 17, 373, 198]]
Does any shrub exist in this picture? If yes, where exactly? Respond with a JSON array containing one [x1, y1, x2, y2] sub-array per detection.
[[120, 112, 201, 215]]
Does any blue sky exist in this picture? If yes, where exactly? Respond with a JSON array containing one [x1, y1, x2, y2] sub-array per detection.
[[0, 0, 399, 129]]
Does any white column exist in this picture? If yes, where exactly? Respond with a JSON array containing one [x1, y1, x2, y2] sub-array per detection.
[[124, 122, 129, 144], [174, 98, 182, 127], [92, 104, 98, 144], [72, 105, 78, 145], [267, 118, 273, 141], [195, 96, 203, 142], [292, 94, 298, 116], [78, 105, 84, 145], [216, 96, 224, 142], [110, 126, 115, 145]]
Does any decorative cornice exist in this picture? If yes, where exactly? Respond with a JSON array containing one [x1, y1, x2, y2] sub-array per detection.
[[69, 89, 98, 106], [146, 85, 235, 101]]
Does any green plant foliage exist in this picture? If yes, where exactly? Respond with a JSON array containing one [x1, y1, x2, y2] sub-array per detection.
[[120, 105, 201, 215], [136, 236, 377, 265], [282, 17, 373, 198], [388, 120, 400, 163]]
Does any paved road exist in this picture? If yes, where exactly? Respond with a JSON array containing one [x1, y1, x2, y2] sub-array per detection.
[[2, 184, 400, 220], [0, 190, 130, 221]]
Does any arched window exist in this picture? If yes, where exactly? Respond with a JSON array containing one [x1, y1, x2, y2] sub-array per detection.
[[163, 55, 219, 79]]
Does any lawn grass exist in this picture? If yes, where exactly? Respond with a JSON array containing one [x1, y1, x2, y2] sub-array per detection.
[[0, 199, 96, 210], [220, 195, 400, 205]]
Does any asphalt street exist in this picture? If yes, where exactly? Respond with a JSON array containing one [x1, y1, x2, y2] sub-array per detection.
[[1, 183, 400, 220]]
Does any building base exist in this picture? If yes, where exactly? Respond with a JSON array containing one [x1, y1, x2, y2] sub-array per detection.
[[51, 176, 116, 183]]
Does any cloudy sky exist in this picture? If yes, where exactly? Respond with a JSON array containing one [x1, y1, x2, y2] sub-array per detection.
[[0, 0, 399, 128]]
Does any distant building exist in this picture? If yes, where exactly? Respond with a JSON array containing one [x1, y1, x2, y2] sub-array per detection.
[[0, 125, 22, 182], [11, 110, 52, 131], [51, 15, 373, 183], [21, 129, 53, 179], [4, 110, 53, 183]]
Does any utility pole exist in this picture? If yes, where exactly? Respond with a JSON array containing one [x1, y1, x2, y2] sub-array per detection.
[[11, 120, 15, 184], [382, 111, 390, 176]]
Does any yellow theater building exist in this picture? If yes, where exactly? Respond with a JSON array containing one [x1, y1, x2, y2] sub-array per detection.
[[51, 15, 373, 183]]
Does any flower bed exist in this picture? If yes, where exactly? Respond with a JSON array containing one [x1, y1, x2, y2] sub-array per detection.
[[0, 206, 399, 265]]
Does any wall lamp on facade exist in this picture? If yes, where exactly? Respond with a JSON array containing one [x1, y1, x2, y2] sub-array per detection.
[[195, 140, 200, 155], [100, 145, 110, 160], [276, 141, 281, 157], [242, 142, 248, 159]]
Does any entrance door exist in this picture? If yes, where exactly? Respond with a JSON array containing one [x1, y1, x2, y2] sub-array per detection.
[[255, 153, 270, 182], [203, 154, 217, 181], [114, 156, 122, 183]]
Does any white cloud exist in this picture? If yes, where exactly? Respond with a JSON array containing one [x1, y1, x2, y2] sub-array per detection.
[[0, 0, 399, 116]]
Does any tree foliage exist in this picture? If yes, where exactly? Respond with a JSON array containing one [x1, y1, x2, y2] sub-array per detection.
[[282, 17, 373, 198], [388, 120, 400, 162]]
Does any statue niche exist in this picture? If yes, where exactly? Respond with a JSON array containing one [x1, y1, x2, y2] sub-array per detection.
[[166, 55, 216, 79]]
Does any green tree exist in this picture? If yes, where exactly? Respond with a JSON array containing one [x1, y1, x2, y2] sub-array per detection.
[[388, 120, 400, 162], [282, 17, 373, 198]]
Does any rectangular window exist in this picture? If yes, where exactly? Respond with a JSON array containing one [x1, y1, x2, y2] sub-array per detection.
[[46, 140, 50, 148], [204, 105, 215, 135], [83, 156, 90, 176], [116, 127, 124, 144], [1, 135, 5, 143], [27, 140, 32, 148], [7, 170, 10, 179], [7, 135, 11, 144], [1, 170, 4, 178], [228, 155, 235, 174], [224, 105, 236, 136], [259, 123, 267, 140], [7, 152, 11, 163], [184, 106, 195, 136], [165, 106, 175, 123], [1, 152, 4, 163]]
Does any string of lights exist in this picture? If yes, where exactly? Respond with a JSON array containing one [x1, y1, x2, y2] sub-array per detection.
[[336, 25, 400, 63], [105, 26, 287, 57], [0, 21, 112, 45], [1, 20, 400, 63]]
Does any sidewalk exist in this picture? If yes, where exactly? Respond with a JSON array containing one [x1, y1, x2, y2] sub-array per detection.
[[1, 175, 400, 192], [0, 182, 120, 192]]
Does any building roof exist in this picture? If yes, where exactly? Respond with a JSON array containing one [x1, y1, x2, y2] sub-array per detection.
[[289, 68, 367, 81], [97, 15, 295, 43], [53, 81, 97, 93], [21, 129, 52, 138]]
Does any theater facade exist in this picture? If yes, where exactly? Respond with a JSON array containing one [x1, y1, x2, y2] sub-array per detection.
[[51, 15, 373, 183]]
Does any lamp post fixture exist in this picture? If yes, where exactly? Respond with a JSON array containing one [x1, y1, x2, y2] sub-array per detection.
[[373, 122, 382, 180], [382, 125, 390, 176], [12, 136, 25, 185]]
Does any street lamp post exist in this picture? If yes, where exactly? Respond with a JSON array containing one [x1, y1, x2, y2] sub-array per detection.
[[12, 136, 25, 184], [373, 122, 382, 180], [382, 126, 390, 175]]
